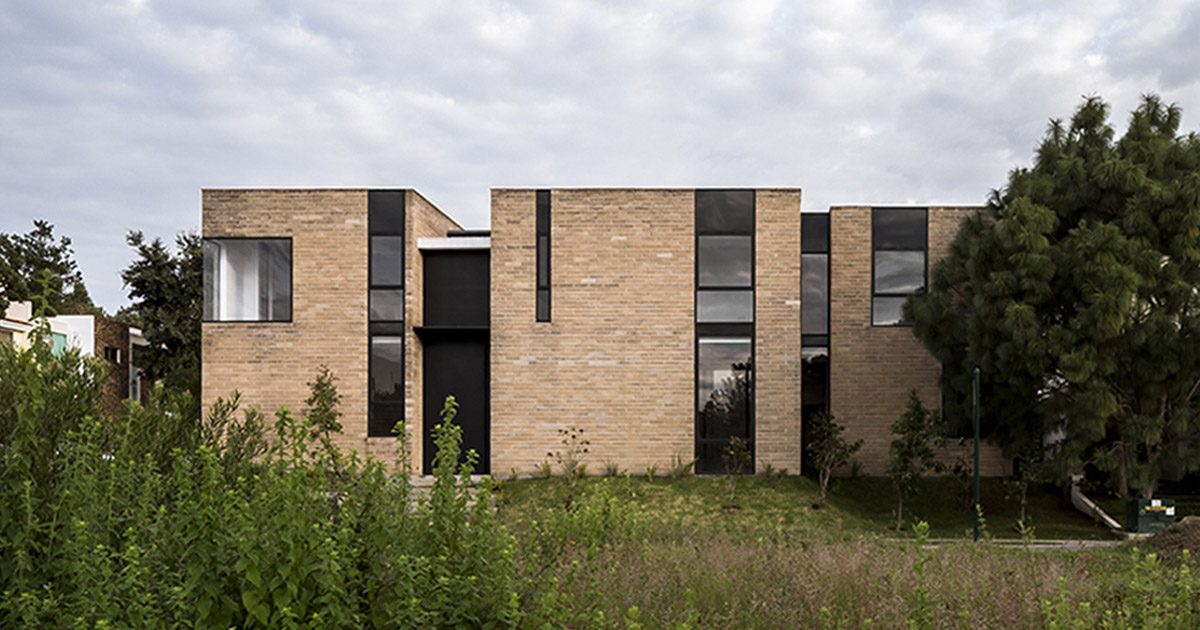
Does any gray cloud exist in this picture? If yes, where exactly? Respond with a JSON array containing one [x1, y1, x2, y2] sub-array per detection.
[[2, 0, 1199, 311]]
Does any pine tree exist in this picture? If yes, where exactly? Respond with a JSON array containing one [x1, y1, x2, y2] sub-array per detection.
[[908, 95, 1200, 498]]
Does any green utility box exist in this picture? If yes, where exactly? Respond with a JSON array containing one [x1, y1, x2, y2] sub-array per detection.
[[1125, 498, 1176, 533]]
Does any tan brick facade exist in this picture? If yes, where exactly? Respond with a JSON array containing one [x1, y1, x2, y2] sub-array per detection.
[[829, 206, 1008, 476], [201, 189, 1007, 479], [201, 189, 458, 461], [754, 190, 803, 473], [490, 189, 697, 476]]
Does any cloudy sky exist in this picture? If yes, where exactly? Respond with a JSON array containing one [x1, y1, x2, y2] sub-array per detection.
[[3, 0, 1200, 312]]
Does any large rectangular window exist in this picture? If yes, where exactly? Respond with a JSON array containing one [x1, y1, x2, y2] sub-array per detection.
[[872, 208, 927, 326], [203, 238, 292, 322], [369, 190, 406, 437], [695, 190, 755, 474], [536, 189, 551, 321]]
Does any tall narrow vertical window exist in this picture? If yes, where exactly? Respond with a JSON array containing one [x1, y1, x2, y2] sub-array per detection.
[[695, 189, 755, 474], [202, 238, 292, 322], [536, 189, 551, 321], [801, 213, 830, 346], [368, 190, 406, 437], [872, 208, 927, 326]]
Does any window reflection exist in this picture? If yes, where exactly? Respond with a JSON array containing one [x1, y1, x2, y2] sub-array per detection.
[[370, 289, 405, 321], [872, 296, 907, 326], [696, 190, 754, 234], [872, 208, 926, 249], [697, 338, 752, 440], [371, 236, 404, 285], [874, 250, 925, 294], [697, 290, 753, 322], [370, 337, 404, 401], [698, 236, 752, 286], [802, 254, 828, 334]]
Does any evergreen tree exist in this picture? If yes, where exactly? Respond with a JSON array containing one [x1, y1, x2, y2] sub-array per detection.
[[0, 220, 96, 314], [907, 95, 1200, 498], [887, 391, 946, 531], [121, 230, 202, 397]]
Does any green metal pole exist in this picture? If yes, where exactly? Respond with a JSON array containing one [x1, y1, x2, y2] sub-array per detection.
[[973, 366, 981, 542]]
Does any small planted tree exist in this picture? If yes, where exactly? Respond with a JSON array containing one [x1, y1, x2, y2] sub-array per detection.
[[887, 390, 947, 530], [808, 411, 863, 509], [722, 436, 753, 509]]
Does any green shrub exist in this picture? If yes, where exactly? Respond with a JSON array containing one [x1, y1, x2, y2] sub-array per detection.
[[0, 334, 521, 629]]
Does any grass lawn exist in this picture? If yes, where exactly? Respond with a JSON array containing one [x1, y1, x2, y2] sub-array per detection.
[[497, 473, 1118, 541], [493, 473, 1192, 627]]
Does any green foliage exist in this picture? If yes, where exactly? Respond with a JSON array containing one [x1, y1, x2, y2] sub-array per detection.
[[120, 230, 202, 396], [549, 426, 590, 486], [906, 521, 935, 630], [669, 452, 698, 478], [0, 219, 96, 314], [722, 436, 753, 508], [888, 391, 947, 530], [908, 94, 1200, 498], [808, 411, 864, 509], [0, 335, 521, 629]]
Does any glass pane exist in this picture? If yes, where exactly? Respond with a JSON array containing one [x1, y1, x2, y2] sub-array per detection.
[[368, 190, 404, 235], [203, 240, 218, 321], [264, 240, 291, 321], [537, 236, 549, 286], [872, 208, 926, 249], [698, 236, 751, 287], [873, 296, 908, 325], [370, 289, 405, 321], [536, 289, 550, 321], [696, 190, 754, 234], [802, 254, 828, 334], [697, 338, 752, 439], [874, 251, 925, 294], [369, 404, 404, 437], [203, 239, 291, 321], [371, 337, 404, 401], [696, 290, 753, 322], [801, 214, 830, 253], [371, 236, 404, 286]]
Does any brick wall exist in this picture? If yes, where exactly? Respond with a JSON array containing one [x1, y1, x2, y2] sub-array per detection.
[[754, 190, 804, 473], [203, 189, 370, 455], [203, 189, 459, 465], [829, 206, 1009, 476], [490, 189, 696, 476]]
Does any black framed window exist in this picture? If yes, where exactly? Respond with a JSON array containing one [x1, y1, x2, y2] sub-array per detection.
[[801, 213, 830, 346], [695, 190, 755, 474], [369, 190, 405, 437], [202, 238, 292, 322], [536, 190, 551, 321], [872, 208, 927, 326]]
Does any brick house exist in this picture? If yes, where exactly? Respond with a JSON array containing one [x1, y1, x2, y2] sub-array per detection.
[[201, 188, 1008, 476]]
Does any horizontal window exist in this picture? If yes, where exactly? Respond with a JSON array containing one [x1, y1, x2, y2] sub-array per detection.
[[697, 290, 753, 323], [874, 250, 926, 294], [203, 239, 291, 322]]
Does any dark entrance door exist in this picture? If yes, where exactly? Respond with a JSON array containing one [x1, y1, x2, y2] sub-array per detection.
[[422, 338, 489, 474]]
